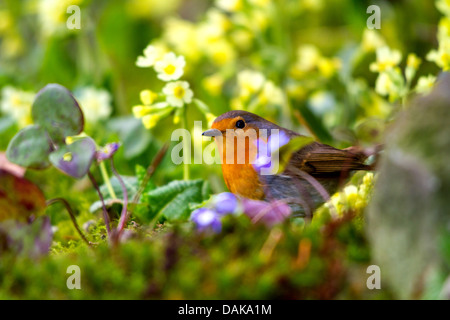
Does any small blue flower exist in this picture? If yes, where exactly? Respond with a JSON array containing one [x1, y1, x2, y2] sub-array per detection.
[[212, 192, 238, 215], [253, 131, 290, 171], [95, 142, 120, 162], [190, 208, 222, 233]]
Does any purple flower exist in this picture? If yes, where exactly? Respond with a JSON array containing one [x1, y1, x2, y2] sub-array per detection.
[[190, 208, 222, 233], [253, 131, 290, 171], [241, 198, 291, 227], [212, 192, 238, 215], [95, 142, 120, 162]]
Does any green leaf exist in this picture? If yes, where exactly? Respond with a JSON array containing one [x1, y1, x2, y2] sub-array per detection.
[[100, 175, 138, 200], [142, 179, 210, 221], [0, 169, 46, 221], [0, 116, 15, 134], [193, 98, 211, 115], [295, 102, 333, 144], [90, 175, 138, 213], [6, 125, 53, 169], [31, 84, 84, 144], [49, 137, 96, 178], [135, 164, 156, 194], [107, 116, 152, 159], [276, 136, 315, 174]]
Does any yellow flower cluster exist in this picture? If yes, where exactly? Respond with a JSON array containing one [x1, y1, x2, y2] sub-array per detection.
[[320, 172, 375, 220], [370, 45, 432, 103], [286, 44, 342, 104], [125, 0, 181, 19], [427, 1, 450, 71], [230, 69, 285, 115], [369, 0, 450, 102], [134, 45, 197, 129], [75, 87, 113, 124], [134, 48, 216, 130], [0, 86, 35, 128], [0, 10, 24, 58], [36, 0, 83, 37], [290, 45, 341, 80]]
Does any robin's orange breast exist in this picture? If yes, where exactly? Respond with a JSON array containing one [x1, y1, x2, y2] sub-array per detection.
[[221, 162, 265, 200], [214, 126, 265, 200]]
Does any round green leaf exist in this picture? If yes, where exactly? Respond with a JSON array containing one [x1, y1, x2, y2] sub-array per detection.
[[49, 137, 96, 179], [6, 125, 53, 169], [31, 84, 84, 144]]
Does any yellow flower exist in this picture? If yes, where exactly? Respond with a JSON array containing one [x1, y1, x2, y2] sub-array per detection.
[[290, 45, 322, 78], [136, 44, 167, 68], [436, 0, 450, 17], [230, 29, 254, 51], [370, 46, 402, 73], [361, 29, 386, 52], [143, 114, 163, 129], [405, 53, 421, 83], [216, 0, 243, 12], [163, 17, 199, 62], [237, 70, 265, 99], [205, 113, 217, 128], [162, 81, 194, 107], [343, 185, 359, 208], [154, 52, 186, 82], [140, 90, 158, 105], [75, 87, 112, 123], [202, 74, 225, 96], [258, 81, 284, 105], [0, 86, 35, 128], [286, 83, 307, 101], [63, 152, 73, 162], [197, 22, 223, 47], [375, 72, 394, 97], [415, 75, 436, 95], [0, 10, 12, 33], [318, 57, 341, 78], [406, 53, 421, 70], [296, 45, 322, 71], [126, 0, 181, 18], [142, 108, 173, 129], [207, 40, 236, 66], [205, 8, 231, 33], [65, 133, 88, 145], [438, 17, 450, 41], [427, 37, 450, 70], [374, 68, 404, 102], [363, 172, 374, 186], [38, 0, 83, 37], [132, 102, 169, 118]]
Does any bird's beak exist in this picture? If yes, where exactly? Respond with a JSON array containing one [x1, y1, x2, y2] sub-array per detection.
[[202, 129, 222, 137]]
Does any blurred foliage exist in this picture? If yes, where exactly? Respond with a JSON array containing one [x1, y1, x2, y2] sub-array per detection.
[[0, 0, 449, 299]]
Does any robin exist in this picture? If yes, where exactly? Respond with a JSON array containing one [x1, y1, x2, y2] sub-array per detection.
[[202, 110, 372, 217]]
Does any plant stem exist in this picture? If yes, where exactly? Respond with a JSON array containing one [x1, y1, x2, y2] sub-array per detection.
[[46, 198, 91, 246], [129, 143, 169, 214], [100, 161, 117, 199], [88, 171, 111, 236], [111, 158, 128, 240], [182, 105, 190, 180]]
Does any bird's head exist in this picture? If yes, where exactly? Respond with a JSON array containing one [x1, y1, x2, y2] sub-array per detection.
[[202, 110, 287, 165], [202, 110, 281, 138]]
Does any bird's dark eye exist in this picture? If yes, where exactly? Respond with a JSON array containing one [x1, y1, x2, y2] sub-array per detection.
[[235, 120, 245, 129]]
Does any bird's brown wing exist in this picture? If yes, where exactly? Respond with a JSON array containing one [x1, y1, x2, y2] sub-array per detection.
[[287, 141, 370, 175]]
